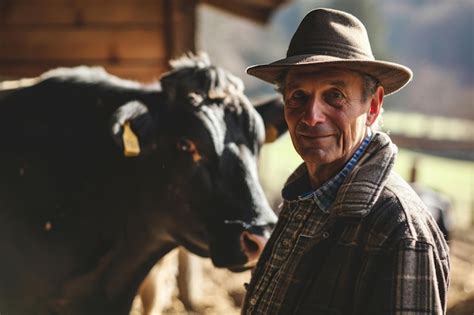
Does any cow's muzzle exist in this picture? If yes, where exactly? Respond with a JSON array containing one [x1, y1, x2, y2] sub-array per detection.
[[240, 230, 267, 266], [224, 220, 273, 268]]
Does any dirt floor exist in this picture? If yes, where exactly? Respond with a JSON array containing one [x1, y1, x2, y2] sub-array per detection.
[[137, 229, 474, 315], [447, 230, 474, 315]]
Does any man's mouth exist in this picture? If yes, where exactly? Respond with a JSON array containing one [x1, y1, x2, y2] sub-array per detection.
[[298, 133, 333, 139]]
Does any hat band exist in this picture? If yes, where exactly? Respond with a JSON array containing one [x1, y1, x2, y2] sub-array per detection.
[[288, 41, 374, 60]]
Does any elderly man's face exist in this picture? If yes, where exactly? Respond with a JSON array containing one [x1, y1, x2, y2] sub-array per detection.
[[284, 69, 380, 169]]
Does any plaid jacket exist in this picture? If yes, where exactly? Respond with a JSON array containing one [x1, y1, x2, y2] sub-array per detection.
[[242, 133, 450, 315]]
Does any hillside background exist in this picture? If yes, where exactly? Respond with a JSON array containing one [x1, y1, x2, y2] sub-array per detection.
[[198, 0, 473, 119]]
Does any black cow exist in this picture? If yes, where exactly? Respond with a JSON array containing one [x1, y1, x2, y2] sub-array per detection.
[[0, 54, 286, 315], [410, 183, 453, 241]]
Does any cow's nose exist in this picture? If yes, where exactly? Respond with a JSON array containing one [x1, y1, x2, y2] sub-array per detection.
[[240, 230, 267, 265]]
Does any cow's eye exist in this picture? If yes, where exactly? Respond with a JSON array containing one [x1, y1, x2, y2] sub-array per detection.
[[176, 138, 197, 153], [176, 138, 203, 162]]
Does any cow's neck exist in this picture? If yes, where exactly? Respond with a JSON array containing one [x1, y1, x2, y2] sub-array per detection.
[[51, 235, 176, 314]]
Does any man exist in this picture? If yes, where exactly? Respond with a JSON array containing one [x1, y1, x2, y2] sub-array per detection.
[[242, 8, 449, 315]]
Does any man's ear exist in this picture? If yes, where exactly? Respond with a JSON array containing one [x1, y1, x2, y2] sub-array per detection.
[[366, 86, 384, 126], [110, 101, 156, 157], [255, 96, 288, 143]]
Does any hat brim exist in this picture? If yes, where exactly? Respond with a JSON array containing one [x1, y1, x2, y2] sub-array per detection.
[[246, 54, 413, 95]]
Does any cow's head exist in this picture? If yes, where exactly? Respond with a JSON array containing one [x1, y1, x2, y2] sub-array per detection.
[[111, 54, 286, 270]]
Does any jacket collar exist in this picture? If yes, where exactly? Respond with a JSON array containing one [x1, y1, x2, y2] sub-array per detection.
[[330, 132, 397, 218], [282, 132, 373, 212], [282, 132, 397, 218]]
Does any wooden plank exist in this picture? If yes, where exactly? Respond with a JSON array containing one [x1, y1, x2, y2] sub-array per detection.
[[0, 30, 166, 61], [1, 2, 165, 26], [202, 0, 288, 9], [390, 134, 474, 161], [1, 5, 76, 25], [0, 62, 169, 83], [1, 0, 161, 5], [390, 134, 474, 152], [164, 0, 197, 59], [84, 2, 163, 25], [201, 0, 274, 24]]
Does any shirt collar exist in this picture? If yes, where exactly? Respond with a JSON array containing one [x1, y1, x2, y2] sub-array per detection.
[[282, 130, 373, 212]]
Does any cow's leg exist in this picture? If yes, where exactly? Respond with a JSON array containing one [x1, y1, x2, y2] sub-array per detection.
[[137, 249, 179, 315], [177, 248, 203, 310]]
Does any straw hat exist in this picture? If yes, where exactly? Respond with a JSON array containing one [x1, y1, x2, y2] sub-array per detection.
[[247, 8, 412, 95]]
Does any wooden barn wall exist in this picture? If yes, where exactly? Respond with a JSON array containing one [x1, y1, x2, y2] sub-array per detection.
[[0, 0, 197, 82]]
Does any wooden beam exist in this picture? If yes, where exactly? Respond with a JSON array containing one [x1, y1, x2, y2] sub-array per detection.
[[390, 133, 474, 161], [162, 0, 197, 59], [202, 0, 287, 9], [1, 2, 165, 26], [201, 0, 290, 24], [0, 30, 165, 61], [0, 0, 199, 81], [0, 62, 168, 83], [2, 0, 163, 5], [391, 134, 474, 152], [201, 0, 275, 24]]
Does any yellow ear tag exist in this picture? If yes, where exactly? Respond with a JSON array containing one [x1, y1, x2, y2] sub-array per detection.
[[122, 121, 141, 157]]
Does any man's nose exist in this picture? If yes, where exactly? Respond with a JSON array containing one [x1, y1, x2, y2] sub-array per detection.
[[301, 96, 325, 126]]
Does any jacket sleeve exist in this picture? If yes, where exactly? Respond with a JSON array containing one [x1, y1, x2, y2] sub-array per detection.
[[361, 239, 449, 315]]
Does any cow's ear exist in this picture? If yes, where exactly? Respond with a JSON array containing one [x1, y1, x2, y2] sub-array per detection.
[[255, 96, 287, 143], [111, 101, 156, 157]]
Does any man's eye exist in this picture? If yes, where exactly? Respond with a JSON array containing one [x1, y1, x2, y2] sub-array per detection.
[[293, 90, 307, 99], [288, 90, 308, 104], [324, 90, 345, 107]]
